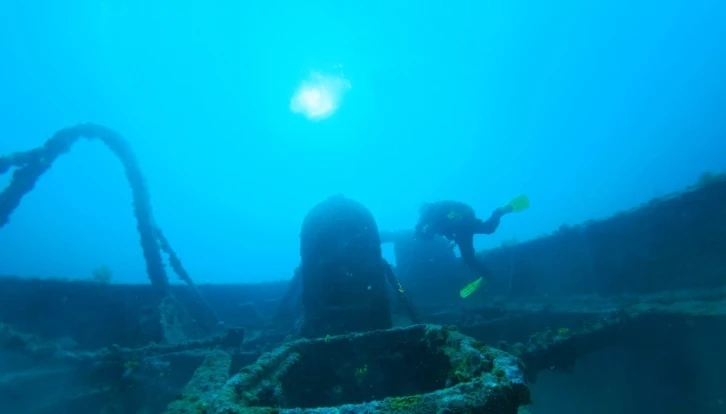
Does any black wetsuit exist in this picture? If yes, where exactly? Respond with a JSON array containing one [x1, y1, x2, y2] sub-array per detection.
[[415, 201, 509, 278]]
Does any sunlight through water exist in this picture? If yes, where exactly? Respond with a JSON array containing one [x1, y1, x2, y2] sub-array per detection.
[[290, 71, 351, 121]]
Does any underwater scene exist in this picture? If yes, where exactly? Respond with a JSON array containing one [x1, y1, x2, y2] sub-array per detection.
[[1, 1, 726, 414]]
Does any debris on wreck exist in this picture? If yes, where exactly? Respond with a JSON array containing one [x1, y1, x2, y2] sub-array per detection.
[[0, 321, 258, 414], [0, 321, 251, 372], [5, 289, 726, 412], [164, 324, 531, 413], [499, 310, 634, 381]]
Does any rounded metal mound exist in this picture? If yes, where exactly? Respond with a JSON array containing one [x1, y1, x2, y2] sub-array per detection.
[[205, 324, 531, 413]]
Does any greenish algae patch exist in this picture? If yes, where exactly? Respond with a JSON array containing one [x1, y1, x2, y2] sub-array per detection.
[[164, 351, 232, 414], [389, 395, 419, 411]]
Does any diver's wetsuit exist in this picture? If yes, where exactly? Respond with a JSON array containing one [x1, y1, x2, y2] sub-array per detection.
[[415, 201, 511, 278]]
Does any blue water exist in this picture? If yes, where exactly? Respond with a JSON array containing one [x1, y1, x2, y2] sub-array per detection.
[[1, 0, 725, 283]]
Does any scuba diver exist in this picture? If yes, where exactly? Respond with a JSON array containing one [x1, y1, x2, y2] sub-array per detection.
[[414, 194, 530, 298]]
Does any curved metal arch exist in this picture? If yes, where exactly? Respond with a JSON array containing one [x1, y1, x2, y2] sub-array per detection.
[[1, 124, 168, 293]]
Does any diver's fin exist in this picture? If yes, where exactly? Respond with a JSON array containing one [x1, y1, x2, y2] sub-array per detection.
[[506, 194, 530, 213], [459, 277, 484, 298]]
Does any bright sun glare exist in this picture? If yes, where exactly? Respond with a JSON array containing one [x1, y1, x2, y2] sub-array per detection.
[[290, 71, 351, 121]]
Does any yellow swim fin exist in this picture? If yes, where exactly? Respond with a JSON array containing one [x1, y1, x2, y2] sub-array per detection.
[[506, 194, 530, 213], [459, 277, 484, 298]]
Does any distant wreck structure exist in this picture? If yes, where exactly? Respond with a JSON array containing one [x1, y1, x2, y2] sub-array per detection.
[[380, 229, 470, 307], [380, 229, 458, 283], [299, 194, 392, 337]]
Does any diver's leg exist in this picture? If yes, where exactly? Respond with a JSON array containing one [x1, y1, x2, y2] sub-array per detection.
[[470, 207, 511, 235], [456, 233, 491, 279]]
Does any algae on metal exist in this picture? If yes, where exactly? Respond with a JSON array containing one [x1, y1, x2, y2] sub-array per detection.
[[187, 324, 530, 413], [164, 351, 232, 414]]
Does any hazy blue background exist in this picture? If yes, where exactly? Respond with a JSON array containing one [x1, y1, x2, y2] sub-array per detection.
[[1, 0, 724, 284]]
